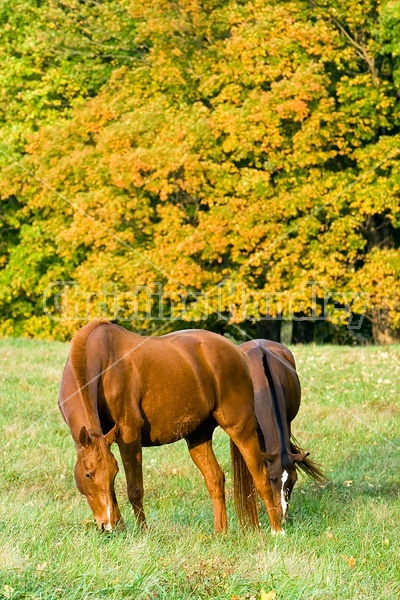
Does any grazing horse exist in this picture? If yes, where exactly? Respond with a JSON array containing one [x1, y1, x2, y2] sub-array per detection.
[[239, 339, 325, 522], [59, 320, 283, 534]]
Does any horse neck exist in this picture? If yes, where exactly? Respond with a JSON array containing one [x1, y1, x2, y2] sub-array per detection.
[[65, 394, 103, 445], [270, 387, 292, 463], [65, 320, 109, 440], [257, 349, 292, 462], [59, 362, 103, 443]]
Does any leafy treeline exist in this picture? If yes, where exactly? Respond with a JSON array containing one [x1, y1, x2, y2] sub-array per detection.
[[0, 0, 399, 342]]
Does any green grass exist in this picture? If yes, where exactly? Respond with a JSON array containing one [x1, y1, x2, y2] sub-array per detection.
[[0, 339, 399, 599]]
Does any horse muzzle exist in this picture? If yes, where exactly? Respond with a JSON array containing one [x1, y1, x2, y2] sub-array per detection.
[[96, 505, 124, 533]]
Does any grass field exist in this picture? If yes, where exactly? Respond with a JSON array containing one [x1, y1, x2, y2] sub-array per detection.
[[0, 338, 399, 599]]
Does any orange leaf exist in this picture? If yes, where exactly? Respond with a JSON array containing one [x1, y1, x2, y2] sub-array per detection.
[[261, 590, 277, 600], [347, 557, 356, 568]]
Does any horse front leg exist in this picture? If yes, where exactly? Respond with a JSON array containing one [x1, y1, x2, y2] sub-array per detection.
[[118, 438, 147, 529], [186, 429, 227, 533]]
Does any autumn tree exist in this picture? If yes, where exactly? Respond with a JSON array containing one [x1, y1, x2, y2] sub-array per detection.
[[0, 0, 140, 336], [0, 0, 399, 342]]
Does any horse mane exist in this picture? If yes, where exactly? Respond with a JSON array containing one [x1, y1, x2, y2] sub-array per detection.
[[290, 436, 327, 482], [69, 319, 110, 430]]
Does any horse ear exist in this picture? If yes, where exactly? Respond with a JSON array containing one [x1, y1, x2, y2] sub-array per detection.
[[105, 424, 118, 447], [291, 452, 309, 463], [79, 426, 92, 449], [262, 451, 278, 463]]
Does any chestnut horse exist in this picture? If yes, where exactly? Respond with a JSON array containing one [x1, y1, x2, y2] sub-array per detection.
[[59, 321, 283, 534], [239, 339, 325, 522]]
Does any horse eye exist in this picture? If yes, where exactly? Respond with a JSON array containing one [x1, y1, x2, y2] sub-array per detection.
[[85, 472, 92, 479], [270, 478, 277, 485]]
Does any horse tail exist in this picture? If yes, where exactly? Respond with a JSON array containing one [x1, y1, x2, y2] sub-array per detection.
[[230, 439, 259, 529], [290, 436, 327, 482], [67, 319, 110, 423]]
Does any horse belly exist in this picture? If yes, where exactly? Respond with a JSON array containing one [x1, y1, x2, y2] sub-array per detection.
[[140, 389, 211, 446]]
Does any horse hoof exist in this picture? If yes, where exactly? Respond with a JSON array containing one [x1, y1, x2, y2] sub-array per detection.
[[271, 528, 285, 536]]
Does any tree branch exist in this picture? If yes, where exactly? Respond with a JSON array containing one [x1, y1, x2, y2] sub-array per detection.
[[309, 0, 379, 84]]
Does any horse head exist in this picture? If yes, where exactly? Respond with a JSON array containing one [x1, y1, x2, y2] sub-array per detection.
[[264, 451, 309, 522], [74, 424, 123, 532]]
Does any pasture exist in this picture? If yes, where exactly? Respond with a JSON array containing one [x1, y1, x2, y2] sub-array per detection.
[[0, 338, 399, 599]]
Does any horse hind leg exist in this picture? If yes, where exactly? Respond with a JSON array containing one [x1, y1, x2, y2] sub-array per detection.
[[186, 424, 227, 533]]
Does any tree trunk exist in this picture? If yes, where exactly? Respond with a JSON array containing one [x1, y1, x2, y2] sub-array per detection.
[[255, 318, 281, 342], [371, 310, 400, 345], [292, 318, 315, 344]]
